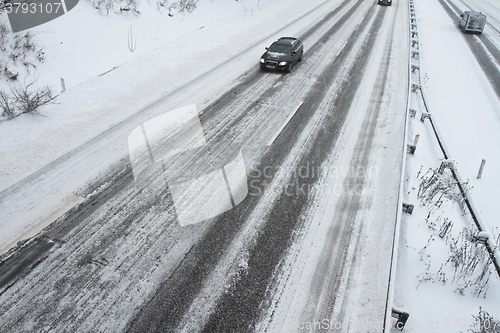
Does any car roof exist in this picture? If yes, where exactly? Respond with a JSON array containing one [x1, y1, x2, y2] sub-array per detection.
[[464, 11, 484, 16], [273, 37, 298, 46]]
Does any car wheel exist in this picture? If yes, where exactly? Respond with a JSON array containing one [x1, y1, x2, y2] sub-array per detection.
[[285, 62, 292, 73], [298, 52, 303, 62]]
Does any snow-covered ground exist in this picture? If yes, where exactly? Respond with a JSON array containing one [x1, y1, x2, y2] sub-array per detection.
[[393, 0, 500, 330]]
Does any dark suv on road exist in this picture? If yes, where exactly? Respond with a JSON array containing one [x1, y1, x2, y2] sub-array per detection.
[[378, 0, 392, 5], [260, 37, 304, 73]]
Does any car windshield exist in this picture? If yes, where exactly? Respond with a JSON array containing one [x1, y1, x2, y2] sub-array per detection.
[[268, 44, 292, 54]]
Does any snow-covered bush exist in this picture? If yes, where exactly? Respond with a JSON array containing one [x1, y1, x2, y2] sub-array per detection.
[[447, 228, 492, 298], [417, 227, 493, 298], [0, 21, 45, 80], [157, 0, 198, 15], [415, 166, 496, 298], [88, 0, 198, 15], [0, 18, 54, 122], [417, 166, 472, 214], [11, 82, 55, 115], [0, 89, 14, 118], [467, 307, 500, 333], [91, 0, 141, 14], [0, 82, 56, 120]]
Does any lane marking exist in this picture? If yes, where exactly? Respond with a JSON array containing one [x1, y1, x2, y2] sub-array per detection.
[[267, 101, 304, 146], [336, 40, 348, 57]]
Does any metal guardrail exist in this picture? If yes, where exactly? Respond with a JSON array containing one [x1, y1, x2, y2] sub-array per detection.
[[382, 0, 413, 330]]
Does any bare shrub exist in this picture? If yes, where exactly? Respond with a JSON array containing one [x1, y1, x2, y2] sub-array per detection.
[[417, 227, 493, 298], [492, 227, 500, 251], [157, 0, 198, 15], [438, 217, 453, 239], [447, 228, 492, 298], [87, 0, 198, 15], [175, 0, 198, 13], [424, 212, 454, 240], [0, 23, 9, 52], [36, 48, 45, 63], [0, 22, 45, 81], [417, 167, 471, 214], [90, 0, 140, 14], [120, 0, 140, 13], [91, 0, 116, 14], [0, 89, 15, 119], [415, 169, 493, 298], [468, 307, 500, 333], [10, 82, 56, 116]]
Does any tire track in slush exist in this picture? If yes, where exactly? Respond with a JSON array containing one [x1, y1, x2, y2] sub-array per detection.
[[1, 1, 382, 332], [125, 2, 375, 332], [199, 7, 387, 333], [304, 6, 397, 329], [1, 0, 360, 324], [175, 2, 378, 331], [170, 2, 376, 332]]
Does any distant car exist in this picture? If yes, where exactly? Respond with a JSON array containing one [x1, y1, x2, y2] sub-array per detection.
[[260, 37, 303, 73], [378, 0, 392, 6], [459, 11, 486, 34]]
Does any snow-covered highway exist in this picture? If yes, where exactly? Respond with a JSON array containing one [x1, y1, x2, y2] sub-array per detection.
[[0, 0, 411, 331]]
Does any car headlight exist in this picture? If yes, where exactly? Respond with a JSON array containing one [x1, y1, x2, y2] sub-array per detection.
[[279, 61, 287, 66], [260, 58, 265, 63]]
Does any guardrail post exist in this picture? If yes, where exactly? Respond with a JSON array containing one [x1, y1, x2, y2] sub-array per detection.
[[402, 202, 414, 214], [420, 112, 430, 122], [392, 307, 410, 330]]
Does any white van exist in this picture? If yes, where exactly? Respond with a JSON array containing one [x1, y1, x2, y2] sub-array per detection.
[[459, 11, 486, 34]]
